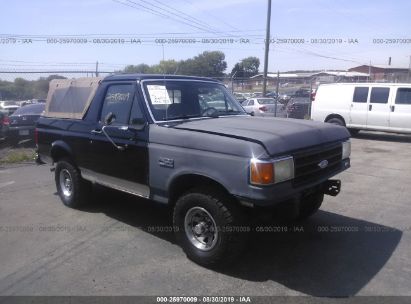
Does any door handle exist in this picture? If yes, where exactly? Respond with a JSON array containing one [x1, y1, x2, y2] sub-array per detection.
[[91, 129, 102, 134], [369, 104, 372, 111], [391, 105, 395, 112]]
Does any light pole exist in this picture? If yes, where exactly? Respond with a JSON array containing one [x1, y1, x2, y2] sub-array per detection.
[[262, 0, 272, 97]]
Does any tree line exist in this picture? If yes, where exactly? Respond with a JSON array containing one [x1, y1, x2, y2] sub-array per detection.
[[0, 75, 66, 100], [0, 51, 260, 100], [123, 51, 260, 79]]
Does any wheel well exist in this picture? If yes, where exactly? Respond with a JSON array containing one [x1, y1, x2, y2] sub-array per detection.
[[51, 146, 72, 164], [325, 114, 346, 126], [168, 174, 231, 206]]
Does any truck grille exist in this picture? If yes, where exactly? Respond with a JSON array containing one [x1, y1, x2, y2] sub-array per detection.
[[293, 142, 342, 187]]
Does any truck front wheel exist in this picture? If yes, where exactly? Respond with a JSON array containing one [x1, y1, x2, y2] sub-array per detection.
[[173, 187, 248, 267], [55, 159, 91, 208]]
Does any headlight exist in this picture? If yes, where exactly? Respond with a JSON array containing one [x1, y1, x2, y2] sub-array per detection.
[[342, 140, 351, 160], [250, 156, 294, 186]]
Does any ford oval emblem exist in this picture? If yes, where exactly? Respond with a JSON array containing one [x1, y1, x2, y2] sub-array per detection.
[[318, 160, 328, 169]]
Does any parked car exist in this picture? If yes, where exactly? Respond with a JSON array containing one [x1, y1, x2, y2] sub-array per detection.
[[242, 98, 287, 117], [7, 103, 45, 145], [286, 98, 311, 119], [278, 93, 291, 104], [265, 91, 278, 98], [311, 83, 411, 135], [37, 75, 350, 266], [293, 88, 311, 98], [0, 111, 10, 140], [252, 91, 263, 97], [233, 92, 247, 104], [0, 105, 20, 116]]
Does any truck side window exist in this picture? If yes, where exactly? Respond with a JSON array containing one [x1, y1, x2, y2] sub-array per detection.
[[248, 100, 254, 106], [101, 84, 134, 124], [370, 87, 390, 104], [395, 88, 411, 105], [353, 87, 368, 103]]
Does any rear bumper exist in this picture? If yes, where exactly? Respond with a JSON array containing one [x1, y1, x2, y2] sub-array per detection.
[[7, 126, 35, 139]]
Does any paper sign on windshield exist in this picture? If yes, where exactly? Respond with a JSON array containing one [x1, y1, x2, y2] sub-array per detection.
[[147, 85, 172, 105]]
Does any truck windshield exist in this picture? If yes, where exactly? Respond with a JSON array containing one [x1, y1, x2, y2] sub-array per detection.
[[142, 80, 246, 121]]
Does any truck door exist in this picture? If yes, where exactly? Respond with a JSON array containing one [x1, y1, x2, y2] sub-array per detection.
[[389, 87, 411, 132], [349, 86, 369, 127], [366, 87, 391, 129], [86, 82, 149, 198]]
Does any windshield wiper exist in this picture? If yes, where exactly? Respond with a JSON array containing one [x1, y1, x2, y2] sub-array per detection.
[[204, 112, 220, 118], [164, 114, 200, 121], [219, 110, 245, 116]]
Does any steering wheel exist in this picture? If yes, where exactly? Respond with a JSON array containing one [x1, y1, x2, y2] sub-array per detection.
[[201, 107, 218, 116]]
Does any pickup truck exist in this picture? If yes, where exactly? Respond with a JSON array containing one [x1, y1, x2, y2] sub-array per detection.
[[36, 74, 351, 266]]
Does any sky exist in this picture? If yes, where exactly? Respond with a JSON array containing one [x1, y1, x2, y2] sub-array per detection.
[[0, 0, 410, 75]]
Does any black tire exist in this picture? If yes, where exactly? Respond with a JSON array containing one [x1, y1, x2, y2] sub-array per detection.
[[173, 187, 248, 267], [55, 159, 91, 208], [297, 192, 324, 220], [348, 128, 360, 136], [326, 117, 344, 126]]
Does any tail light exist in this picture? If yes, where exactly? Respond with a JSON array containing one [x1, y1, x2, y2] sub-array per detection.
[[2, 116, 10, 126], [34, 128, 38, 145], [259, 106, 268, 112]]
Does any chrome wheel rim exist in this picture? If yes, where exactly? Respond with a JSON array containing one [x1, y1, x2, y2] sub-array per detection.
[[59, 169, 73, 198], [184, 207, 218, 251]]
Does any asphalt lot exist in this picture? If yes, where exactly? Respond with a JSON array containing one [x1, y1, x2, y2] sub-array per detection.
[[0, 132, 411, 297]]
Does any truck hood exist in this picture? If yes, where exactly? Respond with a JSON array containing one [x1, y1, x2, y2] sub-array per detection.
[[171, 116, 350, 156]]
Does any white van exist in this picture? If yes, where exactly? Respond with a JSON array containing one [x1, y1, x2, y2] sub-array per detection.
[[311, 83, 411, 134]]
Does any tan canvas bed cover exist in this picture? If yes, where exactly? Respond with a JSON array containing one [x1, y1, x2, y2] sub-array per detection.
[[44, 77, 103, 119]]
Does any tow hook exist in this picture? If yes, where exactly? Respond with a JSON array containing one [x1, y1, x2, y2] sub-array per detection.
[[323, 179, 341, 196]]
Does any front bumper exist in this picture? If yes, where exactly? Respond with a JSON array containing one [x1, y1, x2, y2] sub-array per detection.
[[235, 158, 349, 207]]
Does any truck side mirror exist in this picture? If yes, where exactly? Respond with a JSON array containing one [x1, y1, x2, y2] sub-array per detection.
[[104, 112, 116, 125]]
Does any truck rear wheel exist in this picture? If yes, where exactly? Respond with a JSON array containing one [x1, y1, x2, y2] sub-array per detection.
[[55, 159, 91, 208], [173, 187, 248, 267], [297, 191, 324, 220]]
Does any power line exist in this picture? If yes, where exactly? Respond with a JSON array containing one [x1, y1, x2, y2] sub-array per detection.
[[149, 0, 221, 33], [179, 0, 241, 31], [0, 29, 265, 38], [112, 0, 219, 35]]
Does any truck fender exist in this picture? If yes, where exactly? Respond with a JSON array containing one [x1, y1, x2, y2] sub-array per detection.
[[50, 140, 74, 163], [167, 171, 232, 205]]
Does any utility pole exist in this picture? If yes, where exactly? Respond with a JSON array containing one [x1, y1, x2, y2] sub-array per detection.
[[262, 0, 272, 97], [408, 55, 411, 82], [368, 60, 371, 82], [274, 70, 279, 116], [95, 61, 99, 77]]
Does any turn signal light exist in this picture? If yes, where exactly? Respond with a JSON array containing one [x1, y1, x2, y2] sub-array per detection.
[[250, 161, 274, 185]]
